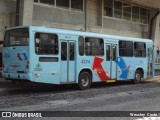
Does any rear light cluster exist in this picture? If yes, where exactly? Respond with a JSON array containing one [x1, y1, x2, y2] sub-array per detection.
[[26, 61, 30, 69], [25, 61, 30, 73]]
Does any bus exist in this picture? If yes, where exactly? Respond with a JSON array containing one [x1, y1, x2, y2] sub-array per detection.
[[2, 26, 154, 90]]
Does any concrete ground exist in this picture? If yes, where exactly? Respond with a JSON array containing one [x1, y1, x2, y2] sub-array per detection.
[[0, 70, 160, 120]]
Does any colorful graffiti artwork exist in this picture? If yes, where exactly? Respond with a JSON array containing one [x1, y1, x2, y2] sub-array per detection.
[[115, 57, 130, 79], [92, 57, 110, 81], [17, 52, 27, 61]]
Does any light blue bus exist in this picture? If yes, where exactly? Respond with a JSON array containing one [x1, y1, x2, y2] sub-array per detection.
[[2, 26, 154, 89]]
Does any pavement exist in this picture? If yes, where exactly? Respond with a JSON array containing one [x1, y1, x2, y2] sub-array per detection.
[[0, 70, 160, 120], [1, 80, 160, 120], [144, 70, 160, 83]]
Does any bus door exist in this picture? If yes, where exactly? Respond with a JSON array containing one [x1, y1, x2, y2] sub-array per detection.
[[60, 41, 76, 83], [105, 44, 117, 79], [147, 47, 154, 76]]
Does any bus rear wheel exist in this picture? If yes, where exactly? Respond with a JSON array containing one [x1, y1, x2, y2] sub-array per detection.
[[132, 70, 142, 84], [78, 72, 92, 90]]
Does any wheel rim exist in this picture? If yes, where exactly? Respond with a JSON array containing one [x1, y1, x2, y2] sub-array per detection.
[[135, 72, 141, 82], [81, 75, 89, 87]]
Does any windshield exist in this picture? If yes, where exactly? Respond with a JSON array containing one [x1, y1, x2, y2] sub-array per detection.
[[4, 28, 29, 47]]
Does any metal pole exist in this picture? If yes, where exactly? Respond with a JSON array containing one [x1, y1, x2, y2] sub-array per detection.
[[16, 0, 20, 26]]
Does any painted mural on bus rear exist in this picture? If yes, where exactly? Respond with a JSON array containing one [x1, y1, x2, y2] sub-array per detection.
[[2, 26, 154, 90]]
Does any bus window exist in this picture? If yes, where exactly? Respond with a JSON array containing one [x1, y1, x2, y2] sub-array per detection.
[[85, 37, 104, 56], [134, 42, 146, 57], [35, 33, 58, 55], [106, 45, 110, 61], [119, 40, 133, 57], [112, 45, 116, 61], [61, 42, 67, 61], [78, 36, 84, 56], [4, 28, 29, 47], [70, 42, 75, 61]]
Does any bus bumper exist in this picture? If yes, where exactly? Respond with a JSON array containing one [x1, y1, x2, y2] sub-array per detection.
[[2, 72, 32, 81]]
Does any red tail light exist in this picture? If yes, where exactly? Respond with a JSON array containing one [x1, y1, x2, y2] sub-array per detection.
[[26, 61, 30, 69]]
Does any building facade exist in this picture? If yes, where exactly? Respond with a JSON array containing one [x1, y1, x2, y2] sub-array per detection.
[[0, 0, 160, 66]]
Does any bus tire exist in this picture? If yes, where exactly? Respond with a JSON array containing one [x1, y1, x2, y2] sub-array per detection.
[[78, 72, 92, 90], [132, 70, 142, 84]]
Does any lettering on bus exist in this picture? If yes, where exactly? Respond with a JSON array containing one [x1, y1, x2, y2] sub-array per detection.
[[34, 63, 42, 71], [81, 59, 91, 64], [65, 36, 71, 39], [106, 40, 116, 43]]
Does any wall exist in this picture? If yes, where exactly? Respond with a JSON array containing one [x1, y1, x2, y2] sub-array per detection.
[[86, 0, 98, 26], [152, 13, 160, 50], [85, 0, 148, 38], [19, 0, 33, 26], [0, 0, 153, 40], [32, 4, 85, 30], [103, 17, 148, 38], [0, 0, 16, 41]]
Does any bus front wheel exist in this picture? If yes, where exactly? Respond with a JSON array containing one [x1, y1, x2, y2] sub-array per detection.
[[78, 72, 92, 90], [132, 70, 142, 84]]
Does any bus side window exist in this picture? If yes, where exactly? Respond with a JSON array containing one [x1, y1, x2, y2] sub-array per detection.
[[35, 33, 40, 54], [85, 37, 104, 56], [35, 33, 58, 55], [134, 42, 146, 57], [85, 38, 91, 55], [78, 36, 84, 56], [119, 40, 133, 57], [100, 39, 104, 55]]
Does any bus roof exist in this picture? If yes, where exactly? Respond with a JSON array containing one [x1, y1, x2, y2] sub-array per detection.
[[6, 26, 153, 43]]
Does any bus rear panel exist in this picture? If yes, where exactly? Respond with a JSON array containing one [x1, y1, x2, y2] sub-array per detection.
[[3, 28, 31, 80]]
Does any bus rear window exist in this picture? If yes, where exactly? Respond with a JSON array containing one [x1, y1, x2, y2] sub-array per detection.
[[4, 28, 29, 47]]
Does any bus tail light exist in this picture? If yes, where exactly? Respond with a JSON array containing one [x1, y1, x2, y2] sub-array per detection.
[[26, 61, 30, 69]]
